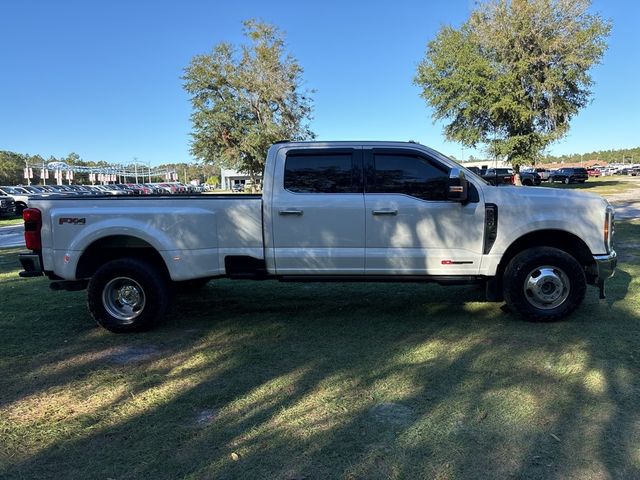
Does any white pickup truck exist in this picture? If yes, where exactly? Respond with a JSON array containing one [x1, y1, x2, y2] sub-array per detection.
[[19, 141, 616, 332]]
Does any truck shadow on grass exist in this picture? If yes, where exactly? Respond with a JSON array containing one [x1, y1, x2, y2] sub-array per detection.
[[1, 252, 638, 479]]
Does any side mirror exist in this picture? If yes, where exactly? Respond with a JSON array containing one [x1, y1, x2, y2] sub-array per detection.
[[448, 168, 468, 203]]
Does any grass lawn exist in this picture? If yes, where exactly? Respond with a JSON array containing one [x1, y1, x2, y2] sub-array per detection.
[[541, 176, 640, 196], [0, 215, 22, 227], [1, 222, 639, 479]]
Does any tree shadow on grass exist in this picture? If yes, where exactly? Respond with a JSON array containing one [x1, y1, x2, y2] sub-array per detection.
[[542, 180, 625, 190], [1, 253, 639, 479]]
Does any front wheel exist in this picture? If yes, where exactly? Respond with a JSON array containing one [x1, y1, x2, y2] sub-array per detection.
[[88, 258, 170, 333], [563, 177, 570, 184], [503, 247, 586, 322]]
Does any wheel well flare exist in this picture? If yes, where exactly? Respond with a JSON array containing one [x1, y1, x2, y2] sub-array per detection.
[[500, 230, 596, 282], [76, 235, 169, 279]]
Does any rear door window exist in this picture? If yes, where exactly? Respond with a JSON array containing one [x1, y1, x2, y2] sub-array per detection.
[[284, 150, 361, 193]]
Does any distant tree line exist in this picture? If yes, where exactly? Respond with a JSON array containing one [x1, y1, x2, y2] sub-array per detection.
[[542, 147, 640, 165], [0, 150, 220, 186]]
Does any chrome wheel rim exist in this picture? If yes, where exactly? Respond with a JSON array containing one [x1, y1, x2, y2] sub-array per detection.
[[523, 265, 570, 310], [102, 277, 146, 323]]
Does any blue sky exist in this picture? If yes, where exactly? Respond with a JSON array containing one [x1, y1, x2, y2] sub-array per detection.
[[1, 0, 638, 165]]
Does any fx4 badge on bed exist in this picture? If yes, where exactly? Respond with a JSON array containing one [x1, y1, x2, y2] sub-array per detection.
[[59, 217, 86, 225]]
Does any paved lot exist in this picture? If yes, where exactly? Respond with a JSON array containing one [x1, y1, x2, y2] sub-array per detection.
[[611, 201, 640, 219], [605, 189, 640, 220], [0, 225, 24, 248]]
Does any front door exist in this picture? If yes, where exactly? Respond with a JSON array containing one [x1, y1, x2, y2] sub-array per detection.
[[364, 148, 485, 276]]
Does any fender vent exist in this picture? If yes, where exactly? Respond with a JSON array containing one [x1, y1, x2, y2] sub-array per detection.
[[483, 203, 498, 254]]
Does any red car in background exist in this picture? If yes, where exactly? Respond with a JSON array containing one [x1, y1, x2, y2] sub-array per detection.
[[125, 184, 152, 194], [587, 168, 601, 177]]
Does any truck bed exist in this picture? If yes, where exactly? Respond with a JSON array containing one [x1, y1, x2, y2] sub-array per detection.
[[33, 194, 264, 281]]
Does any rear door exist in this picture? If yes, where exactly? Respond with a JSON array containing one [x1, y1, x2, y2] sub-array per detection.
[[270, 147, 365, 274], [364, 147, 485, 275]]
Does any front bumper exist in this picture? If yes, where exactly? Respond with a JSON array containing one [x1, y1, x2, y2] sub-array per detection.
[[594, 250, 617, 280], [593, 250, 617, 298], [0, 206, 16, 216]]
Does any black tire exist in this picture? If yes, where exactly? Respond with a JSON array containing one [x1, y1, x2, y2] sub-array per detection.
[[563, 177, 570, 184], [16, 203, 27, 216], [522, 179, 533, 186], [503, 247, 586, 322], [87, 258, 170, 333]]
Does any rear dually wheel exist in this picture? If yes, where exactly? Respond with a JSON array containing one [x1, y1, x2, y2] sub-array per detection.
[[88, 258, 170, 333]]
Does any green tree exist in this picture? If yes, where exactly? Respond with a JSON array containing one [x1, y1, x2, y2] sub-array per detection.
[[205, 175, 220, 187], [62, 152, 87, 184], [183, 19, 314, 186], [544, 146, 640, 165], [414, 0, 610, 170], [0, 151, 27, 185]]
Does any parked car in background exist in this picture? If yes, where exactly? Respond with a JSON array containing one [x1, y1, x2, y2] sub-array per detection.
[[48, 185, 78, 195], [523, 168, 551, 181], [20, 185, 62, 195], [142, 183, 164, 194], [176, 182, 191, 193], [0, 186, 31, 214], [520, 172, 542, 187], [156, 183, 176, 194], [3, 181, 214, 198], [534, 168, 552, 181], [231, 183, 244, 192], [125, 184, 152, 195], [88, 185, 129, 195], [519, 171, 542, 186], [67, 185, 96, 195], [34, 185, 57, 194], [0, 194, 16, 217], [587, 168, 601, 177], [481, 168, 514, 186], [549, 168, 589, 184]]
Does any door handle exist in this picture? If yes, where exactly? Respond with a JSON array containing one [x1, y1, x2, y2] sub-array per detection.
[[279, 209, 303, 216], [372, 209, 398, 216]]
